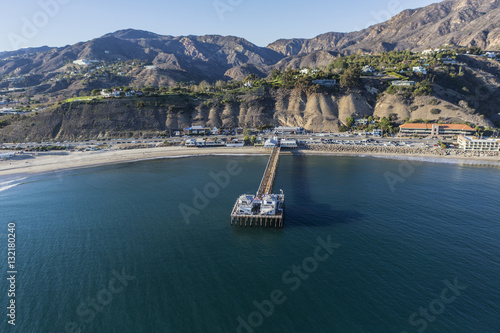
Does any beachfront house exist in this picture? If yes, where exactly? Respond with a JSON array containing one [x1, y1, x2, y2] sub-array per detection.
[[226, 139, 245, 147], [185, 139, 197, 147], [457, 136, 500, 151], [280, 139, 298, 148], [264, 137, 278, 148], [205, 139, 225, 147], [195, 139, 206, 147]]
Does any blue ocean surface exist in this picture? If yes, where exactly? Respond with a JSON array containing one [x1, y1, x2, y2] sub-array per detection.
[[0, 155, 499, 332]]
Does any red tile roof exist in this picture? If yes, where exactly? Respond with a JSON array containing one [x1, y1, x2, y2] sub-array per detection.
[[399, 123, 474, 131]]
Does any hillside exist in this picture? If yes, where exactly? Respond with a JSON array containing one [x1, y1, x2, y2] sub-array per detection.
[[1, 0, 500, 139], [267, 0, 500, 55], [0, 84, 493, 142]]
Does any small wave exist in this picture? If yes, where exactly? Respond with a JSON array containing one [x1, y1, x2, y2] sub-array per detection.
[[0, 177, 27, 193]]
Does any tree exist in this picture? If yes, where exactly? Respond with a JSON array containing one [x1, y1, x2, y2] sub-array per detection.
[[333, 57, 348, 70], [250, 136, 257, 144], [215, 80, 226, 90], [269, 69, 281, 81], [91, 89, 101, 96], [244, 74, 259, 82], [198, 80, 211, 92], [340, 66, 361, 89], [345, 116, 354, 128], [243, 128, 252, 137]]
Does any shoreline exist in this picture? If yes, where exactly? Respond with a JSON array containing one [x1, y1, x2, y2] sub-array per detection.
[[1, 146, 500, 178]]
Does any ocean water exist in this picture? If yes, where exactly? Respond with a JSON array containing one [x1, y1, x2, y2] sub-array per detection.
[[0, 155, 499, 333]]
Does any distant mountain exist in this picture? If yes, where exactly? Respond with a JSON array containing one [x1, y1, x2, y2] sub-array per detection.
[[0, 46, 52, 60], [0, 30, 284, 83], [267, 0, 500, 55], [1, 0, 500, 89]]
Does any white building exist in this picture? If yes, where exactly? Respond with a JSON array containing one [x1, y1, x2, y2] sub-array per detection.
[[413, 66, 427, 75], [185, 139, 197, 147], [486, 52, 497, 59], [280, 139, 298, 148], [362, 65, 376, 73], [112, 90, 123, 98], [355, 119, 369, 126], [0, 152, 16, 159], [391, 80, 416, 86], [264, 137, 278, 148], [274, 126, 305, 134], [0, 108, 25, 114], [205, 139, 225, 147], [299, 68, 319, 75], [457, 136, 500, 151], [226, 139, 244, 147], [144, 65, 157, 70], [73, 59, 92, 66], [312, 79, 337, 87]]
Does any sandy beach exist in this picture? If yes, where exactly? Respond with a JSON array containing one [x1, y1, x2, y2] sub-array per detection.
[[1, 145, 500, 177]]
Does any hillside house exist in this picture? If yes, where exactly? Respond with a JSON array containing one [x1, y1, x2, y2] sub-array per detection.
[[391, 80, 416, 86], [413, 66, 427, 75], [312, 79, 337, 87], [73, 59, 92, 66], [362, 65, 376, 73]]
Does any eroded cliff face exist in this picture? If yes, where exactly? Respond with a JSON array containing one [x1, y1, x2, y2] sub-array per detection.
[[0, 88, 493, 142]]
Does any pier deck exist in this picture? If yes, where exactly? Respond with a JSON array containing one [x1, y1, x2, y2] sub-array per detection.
[[230, 144, 284, 228], [256, 146, 281, 197]]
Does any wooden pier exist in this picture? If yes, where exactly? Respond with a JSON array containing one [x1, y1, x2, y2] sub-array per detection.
[[231, 145, 284, 228]]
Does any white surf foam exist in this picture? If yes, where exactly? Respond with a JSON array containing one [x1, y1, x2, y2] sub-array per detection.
[[0, 177, 27, 193]]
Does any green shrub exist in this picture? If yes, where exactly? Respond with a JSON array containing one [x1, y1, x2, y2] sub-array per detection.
[[430, 108, 441, 114]]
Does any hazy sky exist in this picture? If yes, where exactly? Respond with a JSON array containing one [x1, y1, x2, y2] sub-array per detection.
[[1, 0, 441, 52]]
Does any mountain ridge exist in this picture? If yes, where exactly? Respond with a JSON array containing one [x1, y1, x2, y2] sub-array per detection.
[[2, 0, 500, 86]]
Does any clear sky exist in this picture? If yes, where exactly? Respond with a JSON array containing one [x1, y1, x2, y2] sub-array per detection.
[[1, 0, 441, 52]]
